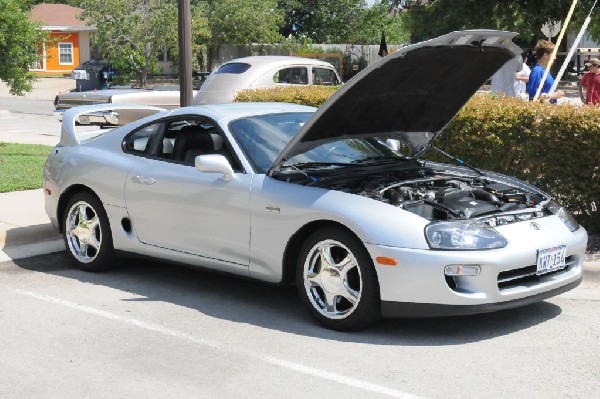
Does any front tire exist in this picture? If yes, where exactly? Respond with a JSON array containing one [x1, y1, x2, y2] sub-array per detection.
[[63, 192, 115, 271], [296, 227, 380, 331]]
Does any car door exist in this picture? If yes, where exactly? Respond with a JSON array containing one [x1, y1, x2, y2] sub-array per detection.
[[122, 117, 252, 268]]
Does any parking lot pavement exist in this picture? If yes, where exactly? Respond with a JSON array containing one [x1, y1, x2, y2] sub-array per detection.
[[0, 76, 74, 100], [0, 77, 73, 145], [0, 112, 62, 145]]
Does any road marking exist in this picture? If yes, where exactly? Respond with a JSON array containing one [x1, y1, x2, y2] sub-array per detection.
[[13, 288, 424, 399]]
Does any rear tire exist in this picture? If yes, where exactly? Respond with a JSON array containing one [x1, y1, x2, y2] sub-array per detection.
[[62, 192, 115, 271], [296, 227, 381, 331]]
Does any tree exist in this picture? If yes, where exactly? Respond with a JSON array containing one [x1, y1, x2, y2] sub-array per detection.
[[199, 0, 283, 70], [206, 0, 283, 45], [190, 3, 211, 71], [0, 0, 48, 95], [79, 0, 178, 87], [279, 0, 368, 43], [351, 2, 410, 44], [398, 0, 600, 45]]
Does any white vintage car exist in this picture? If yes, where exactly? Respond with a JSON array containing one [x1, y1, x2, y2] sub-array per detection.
[[44, 30, 587, 331], [53, 86, 186, 125], [53, 56, 340, 125], [192, 56, 341, 105]]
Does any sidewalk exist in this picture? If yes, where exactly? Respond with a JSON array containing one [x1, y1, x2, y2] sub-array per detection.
[[0, 189, 63, 262]]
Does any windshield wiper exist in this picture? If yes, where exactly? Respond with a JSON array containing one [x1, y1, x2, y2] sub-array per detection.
[[281, 161, 352, 170], [351, 155, 404, 164]]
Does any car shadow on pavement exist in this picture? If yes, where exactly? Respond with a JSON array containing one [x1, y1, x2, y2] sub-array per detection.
[[11, 251, 563, 345]]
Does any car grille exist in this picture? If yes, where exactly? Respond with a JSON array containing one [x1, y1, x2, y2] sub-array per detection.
[[57, 98, 111, 109], [497, 255, 576, 290]]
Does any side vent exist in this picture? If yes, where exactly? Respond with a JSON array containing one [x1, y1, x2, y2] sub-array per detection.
[[121, 218, 132, 234]]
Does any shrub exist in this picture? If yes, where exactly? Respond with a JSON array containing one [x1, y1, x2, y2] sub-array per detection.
[[235, 87, 600, 233], [235, 85, 340, 107]]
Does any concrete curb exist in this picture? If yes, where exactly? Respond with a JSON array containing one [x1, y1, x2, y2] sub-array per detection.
[[0, 223, 64, 262], [0, 189, 64, 262], [0, 239, 64, 263]]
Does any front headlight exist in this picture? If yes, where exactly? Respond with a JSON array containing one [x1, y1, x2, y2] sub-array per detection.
[[546, 201, 580, 232], [425, 220, 507, 250]]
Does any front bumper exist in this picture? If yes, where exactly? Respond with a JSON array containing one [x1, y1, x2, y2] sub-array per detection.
[[381, 277, 582, 317], [366, 215, 587, 317]]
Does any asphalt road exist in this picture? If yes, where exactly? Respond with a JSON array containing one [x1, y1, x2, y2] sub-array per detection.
[[1, 253, 598, 399]]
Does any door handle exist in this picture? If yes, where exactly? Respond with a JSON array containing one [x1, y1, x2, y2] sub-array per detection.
[[131, 175, 156, 185]]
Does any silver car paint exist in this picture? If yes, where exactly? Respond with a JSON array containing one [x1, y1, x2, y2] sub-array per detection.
[[45, 32, 587, 310]]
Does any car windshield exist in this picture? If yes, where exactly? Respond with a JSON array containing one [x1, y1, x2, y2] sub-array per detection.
[[229, 112, 404, 173]]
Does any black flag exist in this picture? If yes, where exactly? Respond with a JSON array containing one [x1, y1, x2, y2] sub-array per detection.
[[378, 31, 388, 57]]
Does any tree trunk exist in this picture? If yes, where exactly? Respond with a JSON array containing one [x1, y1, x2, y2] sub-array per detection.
[[139, 67, 148, 88]]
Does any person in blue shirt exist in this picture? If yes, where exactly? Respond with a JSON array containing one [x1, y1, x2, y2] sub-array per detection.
[[528, 39, 564, 103]]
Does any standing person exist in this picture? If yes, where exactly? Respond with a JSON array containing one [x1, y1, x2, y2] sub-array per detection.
[[528, 40, 564, 103], [514, 55, 531, 100], [491, 55, 523, 97], [579, 57, 600, 105]]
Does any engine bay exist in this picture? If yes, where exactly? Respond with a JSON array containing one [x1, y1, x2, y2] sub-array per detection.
[[377, 175, 546, 222], [282, 164, 549, 223]]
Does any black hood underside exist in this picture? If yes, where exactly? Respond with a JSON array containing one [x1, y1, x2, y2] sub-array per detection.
[[270, 30, 521, 172]]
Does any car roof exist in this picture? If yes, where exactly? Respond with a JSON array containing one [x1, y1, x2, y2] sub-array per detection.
[[223, 56, 335, 69], [167, 102, 316, 122]]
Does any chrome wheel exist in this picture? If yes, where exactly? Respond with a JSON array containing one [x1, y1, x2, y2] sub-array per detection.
[[65, 200, 102, 264], [303, 239, 362, 320]]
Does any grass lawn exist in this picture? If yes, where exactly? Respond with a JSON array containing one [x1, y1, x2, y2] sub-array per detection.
[[0, 142, 52, 193]]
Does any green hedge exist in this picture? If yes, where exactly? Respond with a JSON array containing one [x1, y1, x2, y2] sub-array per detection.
[[235, 87, 600, 233], [235, 85, 339, 107]]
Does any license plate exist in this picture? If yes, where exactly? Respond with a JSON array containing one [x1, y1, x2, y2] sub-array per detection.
[[536, 245, 567, 275]]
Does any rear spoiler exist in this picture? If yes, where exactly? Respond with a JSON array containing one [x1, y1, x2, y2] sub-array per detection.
[[60, 104, 166, 146]]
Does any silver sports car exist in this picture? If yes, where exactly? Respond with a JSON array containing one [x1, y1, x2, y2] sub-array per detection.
[[44, 30, 587, 331]]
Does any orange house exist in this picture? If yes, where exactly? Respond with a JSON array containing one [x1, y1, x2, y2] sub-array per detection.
[[29, 3, 96, 75]]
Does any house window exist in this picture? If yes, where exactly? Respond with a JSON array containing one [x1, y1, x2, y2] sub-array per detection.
[[59, 42, 74, 65], [31, 44, 45, 70]]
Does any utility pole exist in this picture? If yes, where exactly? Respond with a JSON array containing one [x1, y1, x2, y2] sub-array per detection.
[[178, 0, 193, 107]]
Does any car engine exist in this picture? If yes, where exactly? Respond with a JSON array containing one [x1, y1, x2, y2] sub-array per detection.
[[376, 175, 545, 221], [290, 165, 548, 224]]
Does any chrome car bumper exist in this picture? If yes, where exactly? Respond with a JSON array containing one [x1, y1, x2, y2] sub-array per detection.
[[54, 109, 119, 125]]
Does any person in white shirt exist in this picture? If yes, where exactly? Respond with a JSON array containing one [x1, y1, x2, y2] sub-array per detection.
[[491, 55, 523, 97], [514, 58, 531, 100]]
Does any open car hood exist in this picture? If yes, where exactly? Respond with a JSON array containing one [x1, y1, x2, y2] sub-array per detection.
[[269, 30, 521, 173]]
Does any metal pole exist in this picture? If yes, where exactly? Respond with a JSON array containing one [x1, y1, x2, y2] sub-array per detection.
[[533, 0, 578, 101], [550, 16, 592, 94], [178, 0, 193, 107]]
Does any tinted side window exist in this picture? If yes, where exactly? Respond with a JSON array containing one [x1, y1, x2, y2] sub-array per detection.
[[215, 63, 251, 74], [312, 68, 339, 85], [124, 118, 242, 172], [273, 67, 308, 85], [123, 123, 162, 154]]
